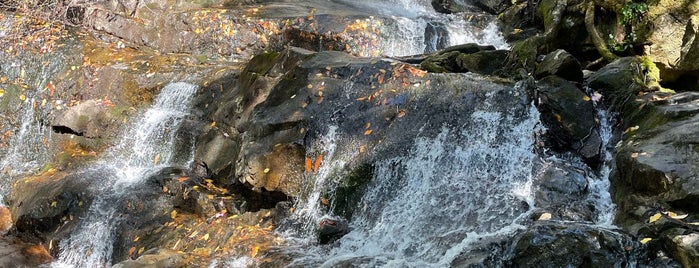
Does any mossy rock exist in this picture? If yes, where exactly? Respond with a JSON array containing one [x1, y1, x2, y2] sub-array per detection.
[[331, 164, 374, 220]]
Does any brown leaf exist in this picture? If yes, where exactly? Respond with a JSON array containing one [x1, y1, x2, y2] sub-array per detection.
[[364, 129, 373, 136]]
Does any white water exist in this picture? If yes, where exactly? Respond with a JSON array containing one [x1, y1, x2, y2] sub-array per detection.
[[0, 55, 65, 203], [335, 0, 508, 57], [588, 99, 617, 227], [54, 82, 198, 267], [284, 90, 543, 267]]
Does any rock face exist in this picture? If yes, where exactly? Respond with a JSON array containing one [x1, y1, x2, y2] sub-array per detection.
[[585, 56, 699, 265], [533, 75, 600, 161], [508, 223, 635, 267]]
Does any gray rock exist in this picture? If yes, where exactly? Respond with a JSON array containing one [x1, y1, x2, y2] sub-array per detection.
[[534, 49, 583, 83], [509, 223, 635, 267]]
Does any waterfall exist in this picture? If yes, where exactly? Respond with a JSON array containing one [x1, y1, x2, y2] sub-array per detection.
[[282, 80, 543, 266], [53, 82, 198, 267], [587, 99, 618, 227], [332, 0, 508, 57]]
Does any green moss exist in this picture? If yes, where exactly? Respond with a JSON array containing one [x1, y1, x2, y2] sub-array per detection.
[[331, 164, 374, 219], [639, 56, 675, 93]]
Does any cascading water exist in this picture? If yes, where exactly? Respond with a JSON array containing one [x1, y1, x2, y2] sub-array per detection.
[[0, 54, 65, 202], [331, 0, 508, 57], [54, 82, 198, 267]]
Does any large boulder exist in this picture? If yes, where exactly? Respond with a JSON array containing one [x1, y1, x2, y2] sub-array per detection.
[[534, 75, 600, 161], [534, 49, 583, 83], [420, 43, 507, 75], [431, 0, 511, 14], [508, 223, 636, 267], [533, 162, 593, 221]]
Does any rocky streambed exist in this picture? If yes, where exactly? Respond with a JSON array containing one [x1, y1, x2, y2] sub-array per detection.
[[0, 0, 699, 267]]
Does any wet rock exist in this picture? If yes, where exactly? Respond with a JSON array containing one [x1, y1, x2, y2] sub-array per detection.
[[0, 237, 53, 267], [424, 21, 450, 54], [508, 223, 635, 267], [534, 162, 593, 221], [666, 232, 699, 267], [587, 57, 646, 106], [431, 0, 510, 14], [8, 171, 91, 243], [112, 248, 185, 268], [534, 49, 583, 83], [318, 217, 349, 244], [534, 75, 600, 161], [420, 43, 504, 74], [52, 99, 121, 141], [456, 50, 509, 75], [331, 164, 374, 220]]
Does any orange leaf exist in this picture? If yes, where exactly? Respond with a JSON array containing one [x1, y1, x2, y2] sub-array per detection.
[[177, 176, 189, 182], [305, 157, 312, 172], [314, 154, 323, 172], [128, 247, 136, 256], [364, 129, 373, 135]]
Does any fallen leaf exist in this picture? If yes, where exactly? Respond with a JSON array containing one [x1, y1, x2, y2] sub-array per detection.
[[397, 110, 406, 118], [19, 94, 26, 101], [138, 247, 144, 254], [128, 247, 136, 256], [170, 210, 177, 219], [305, 157, 312, 172], [177, 176, 189, 182], [314, 154, 323, 172], [203, 233, 210, 240], [133, 236, 140, 242], [649, 213, 662, 223], [640, 238, 652, 244], [251, 246, 260, 257], [210, 121, 216, 127], [553, 113, 561, 122], [153, 154, 161, 164], [582, 95, 591, 101], [666, 211, 688, 220], [0, 89, 4, 97], [364, 129, 373, 135], [538, 213, 552, 221], [51, 201, 57, 207]]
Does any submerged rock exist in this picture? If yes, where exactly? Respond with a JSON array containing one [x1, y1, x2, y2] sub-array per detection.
[[317, 217, 349, 244]]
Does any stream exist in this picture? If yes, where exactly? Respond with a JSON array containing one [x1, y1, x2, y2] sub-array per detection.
[[0, 0, 627, 267]]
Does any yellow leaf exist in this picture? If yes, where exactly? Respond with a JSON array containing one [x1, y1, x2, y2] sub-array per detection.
[[170, 210, 177, 219], [582, 95, 591, 101], [649, 213, 662, 223], [640, 238, 652, 244], [133, 236, 140, 242], [251, 246, 260, 257], [203, 233, 209, 240], [0, 89, 4, 97], [51, 201, 57, 207], [364, 129, 373, 135], [365, 122, 371, 129], [138, 247, 144, 254], [666, 211, 689, 220], [210, 121, 216, 127], [19, 94, 26, 101]]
